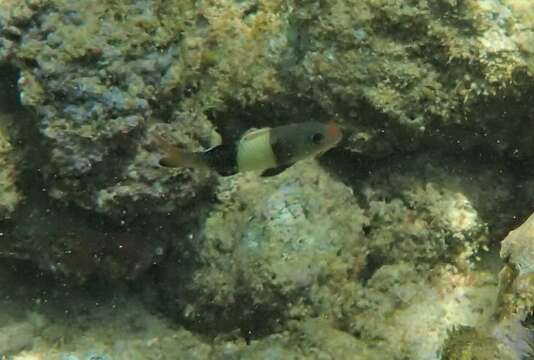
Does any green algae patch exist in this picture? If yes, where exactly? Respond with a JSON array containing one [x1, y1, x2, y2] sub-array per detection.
[[0, 122, 22, 219]]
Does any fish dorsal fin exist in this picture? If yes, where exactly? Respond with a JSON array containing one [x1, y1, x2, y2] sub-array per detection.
[[240, 127, 270, 142]]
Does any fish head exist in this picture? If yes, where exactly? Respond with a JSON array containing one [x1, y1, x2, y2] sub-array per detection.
[[299, 121, 342, 158], [270, 121, 343, 165]]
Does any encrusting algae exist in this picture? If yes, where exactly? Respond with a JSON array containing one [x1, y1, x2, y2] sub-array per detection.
[[0, 0, 533, 359]]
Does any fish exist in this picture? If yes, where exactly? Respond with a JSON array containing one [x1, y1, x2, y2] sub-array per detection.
[[154, 121, 342, 177]]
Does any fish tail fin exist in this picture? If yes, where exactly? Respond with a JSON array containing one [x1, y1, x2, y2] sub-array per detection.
[[152, 134, 205, 169]]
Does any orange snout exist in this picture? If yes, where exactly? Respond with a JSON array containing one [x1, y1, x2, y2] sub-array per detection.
[[326, 121, 343, 144]]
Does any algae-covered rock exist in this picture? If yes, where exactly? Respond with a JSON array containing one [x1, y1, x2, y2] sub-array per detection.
[[294, 319, 379, 360], [8, 293, 214, 360], [358, 153, 515, 268], [0, 0, 226, 221], [0, 0, 533, 358], [212, 319, 380, 360], [0, 0, 530, 275], [497, 212, 534, 320], [441, 320, 534, 360], [2, 0, 534, 223], [318, 261, 499, 359], [0, 66, 23, 220], [216, 336, 302, 360], [88, 114, 218, 219], [441, 326, 503, 360], [160, 160, 368, 332], [0, 0, 292, 221], [0, 313, 46, 356], [0, 118, 22, 219], [153, 154, 507, 358], [501, 212, 534, 276], [462, 213, 534, 360], [280, 0, 534, 159]]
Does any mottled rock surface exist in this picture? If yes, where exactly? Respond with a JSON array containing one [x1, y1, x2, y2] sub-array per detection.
[[0, 0, 533, 359], [157, 156, 512, 358]]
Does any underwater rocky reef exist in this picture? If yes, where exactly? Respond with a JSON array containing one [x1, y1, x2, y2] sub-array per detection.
[[1, 0, 534, 358]]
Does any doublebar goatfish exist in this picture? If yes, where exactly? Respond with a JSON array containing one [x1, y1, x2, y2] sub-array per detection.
[[156, 121, 342, 177]]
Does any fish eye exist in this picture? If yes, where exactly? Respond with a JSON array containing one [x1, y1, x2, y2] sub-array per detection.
[[310, 132, 324, 144]]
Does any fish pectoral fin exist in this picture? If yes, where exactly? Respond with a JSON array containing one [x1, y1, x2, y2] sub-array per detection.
[[260, 163, 294, 177]]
